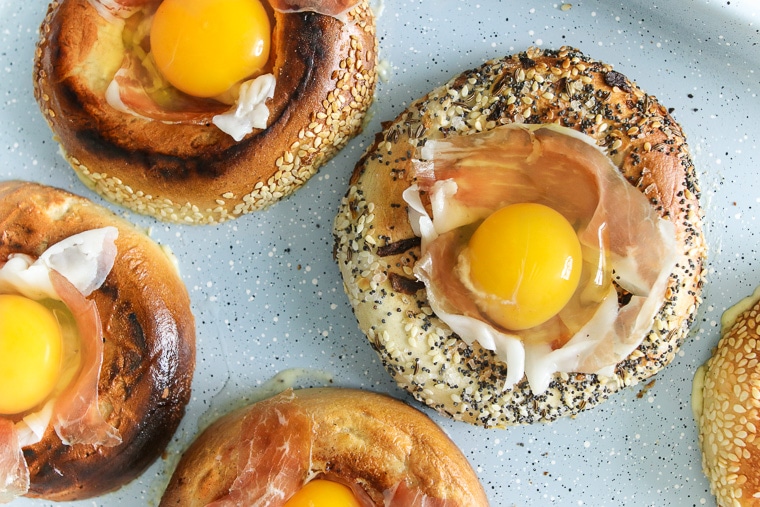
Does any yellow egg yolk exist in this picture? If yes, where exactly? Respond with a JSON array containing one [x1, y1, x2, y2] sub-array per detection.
[[150, 0, 271, 98], [0, 294, 63, 415], [283, 479, 361, 507], [467, 202, 582, 331]]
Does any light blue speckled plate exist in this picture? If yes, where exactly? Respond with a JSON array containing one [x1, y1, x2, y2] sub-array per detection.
[[3, 0, 759, 505]]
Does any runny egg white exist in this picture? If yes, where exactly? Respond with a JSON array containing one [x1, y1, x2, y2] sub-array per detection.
[[405, 123, 678, 394]]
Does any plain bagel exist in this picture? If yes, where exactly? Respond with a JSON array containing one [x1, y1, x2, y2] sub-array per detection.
[[0, 180, 195, 500], [333, 46, 706, 427], [33, 0, 377, 224], [694, 286, 760, 506], [159, 387, 489, 506]]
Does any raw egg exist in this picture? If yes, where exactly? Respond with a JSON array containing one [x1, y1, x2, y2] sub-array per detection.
[[465, 202, 582, 330], [283, 479, 361, 507], [150, 0, 271, 98], [0, 294, 62, 415]]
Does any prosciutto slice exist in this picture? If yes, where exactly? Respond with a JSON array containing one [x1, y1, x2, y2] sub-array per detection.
[[208, 389, 464, 506], [208, 390, 313, 507], [269, 0, 361, 20], [0, 228, 119, 501], [50, 272, 121, 447], [0, 420, 28, 503], [106, 52, 228, 124], [405, 124, 678, 394], [386, 481, 474, 507]]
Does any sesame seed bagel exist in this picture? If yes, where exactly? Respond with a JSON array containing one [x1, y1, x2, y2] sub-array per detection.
[[33, 0, 377, 224], [333, 46, 706, 427], [694, 287, 760, 506], [159, 388, 489, 506], [0, 180, 195, 500]]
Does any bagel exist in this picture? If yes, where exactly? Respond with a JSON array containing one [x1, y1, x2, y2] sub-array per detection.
[[159, 387, 489, 506], [0, 180, 195, 500], [694, 286, 760, 506], [333, 46, 706, 427], [33, 0, 377, 224]]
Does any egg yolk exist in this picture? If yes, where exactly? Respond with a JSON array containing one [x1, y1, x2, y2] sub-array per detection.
[[150, 0, 271, 98], [0, 294, 63, 415], [467, 202, 582, 331], [283, 479, 361, 507]]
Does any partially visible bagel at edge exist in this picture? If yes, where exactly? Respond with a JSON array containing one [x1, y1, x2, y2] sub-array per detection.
[[159, 387, 490, 506], [33, 0, 377, 224], [694, 287, 760, 507], [333, 46, 706, 427], [0, 180, 196, 500]]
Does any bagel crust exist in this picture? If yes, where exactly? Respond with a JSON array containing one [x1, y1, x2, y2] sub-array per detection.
[[694, 287, 760, 507], [33, 0, 377, 224], [333, 46, 706, 427], [0, 180, 196, 500], [159, 388, 489, 506]]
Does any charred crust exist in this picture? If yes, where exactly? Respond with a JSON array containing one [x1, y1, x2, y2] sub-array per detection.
[[376, 237, 421, 257], [0, 181, 195, 500], [34, 0, 378, 224], [604, 70, 632, 92], [389, 272, 425, 295]]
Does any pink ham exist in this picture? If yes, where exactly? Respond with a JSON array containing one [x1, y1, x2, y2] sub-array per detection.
[[408, 124, 678, 393], [107, 51, 228, 123], [0, 419, 29, 502], [207, 391, 313, 507], [49, 271, 121, 447], [99, 0, 360, 124], [269, 0, 361, 18], [0, 227, 119, 501], [206, 389, 461, 506]]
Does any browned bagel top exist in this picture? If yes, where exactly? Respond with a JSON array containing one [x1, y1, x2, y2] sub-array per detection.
[[34, 0, 377, 223], [160, 388, 489, 506], [0, 180, 195, 501]]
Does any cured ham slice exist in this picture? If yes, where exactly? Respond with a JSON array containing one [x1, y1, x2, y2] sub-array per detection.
[[200, 389, 467, 506], [406, 124, 678, 394], [207, 391, 313, 507], [269, 0, 361, 19], [106, 53, 228, 124], [0, 420, 28, 503], [50, 271, 121, 447]]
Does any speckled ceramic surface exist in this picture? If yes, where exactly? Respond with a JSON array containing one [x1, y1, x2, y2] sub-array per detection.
[[3, 0, 758, 505]]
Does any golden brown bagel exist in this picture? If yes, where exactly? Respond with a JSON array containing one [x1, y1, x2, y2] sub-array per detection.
[[333, 46, 706, 427], [0, 180, 195, 500], [160, 388, 490, 506], [33, 0, 377, 224], [694, 287, 760, 506]]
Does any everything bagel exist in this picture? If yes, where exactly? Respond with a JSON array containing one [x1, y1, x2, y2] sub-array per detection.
[[333, 46, 706, 427]]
